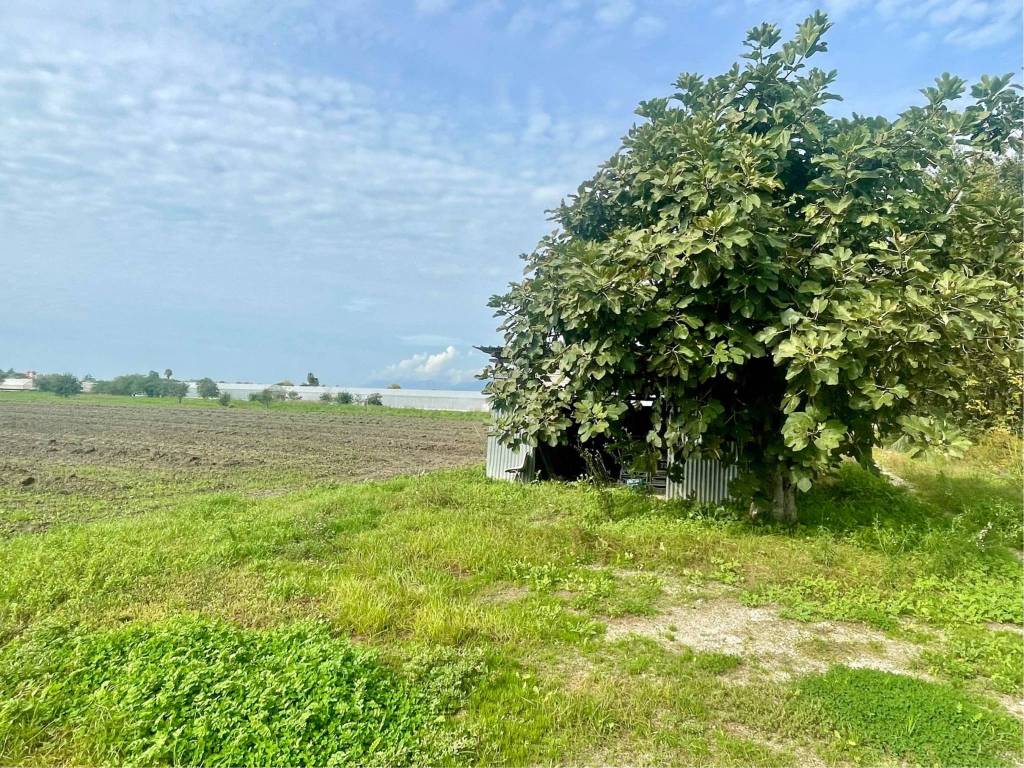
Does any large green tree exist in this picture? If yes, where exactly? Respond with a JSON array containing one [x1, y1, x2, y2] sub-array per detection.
[[485, 14, 1022, 521]]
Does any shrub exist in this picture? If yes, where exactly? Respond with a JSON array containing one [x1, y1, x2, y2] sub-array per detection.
[[366, 393, 383, 406], [250, 389, 280, 408], [167, 381, 189, 403], [0, 618, 476, 765], [319, 392, 334, 403], [286, 390, 301, 401], [217, 393, 231, 407], [791, 666, 1020, 766], [335, 391, 354, 405]]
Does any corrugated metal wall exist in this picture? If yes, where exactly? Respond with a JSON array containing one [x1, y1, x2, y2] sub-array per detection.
[[485, 434, 535, 482], [483, 434, 740, 503], [664, 451, 740, 504]]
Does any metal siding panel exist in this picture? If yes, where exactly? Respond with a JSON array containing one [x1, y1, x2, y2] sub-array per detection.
[[664, 449, 738, 504], [485, 433, 534, 482]]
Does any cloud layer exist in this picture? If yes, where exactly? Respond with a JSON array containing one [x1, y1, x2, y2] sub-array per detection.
[[1, 0, 1017, 385]]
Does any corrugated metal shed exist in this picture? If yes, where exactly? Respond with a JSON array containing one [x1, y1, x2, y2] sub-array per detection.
[[664, 452, 741, 504], [485, 433, 535, 482], [484, 437, 739, 504]]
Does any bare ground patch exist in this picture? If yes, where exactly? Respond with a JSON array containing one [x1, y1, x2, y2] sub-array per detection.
[[605, 594, 923, 682]]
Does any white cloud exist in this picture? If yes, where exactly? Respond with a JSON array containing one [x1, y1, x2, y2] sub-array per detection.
[[632, 14, 666, 38], [864, 0, 1020, 47], [530, 183, 569, 206], [400, 333, 460, 346], [523, 110, 553, 142], [415, 0, 455, 15], [595, 0, 636, 27], [719, 0, 1018, 48], [382, 345, 481, 383], [344, 298, 377, 313]]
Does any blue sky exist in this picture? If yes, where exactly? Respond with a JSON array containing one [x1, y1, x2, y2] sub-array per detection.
[[2, 0, 1019, 388]]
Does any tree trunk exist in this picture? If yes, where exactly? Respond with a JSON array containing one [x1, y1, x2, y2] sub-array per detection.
[[748, 471, 798, 523], [770, 472, 797, 524], [852, 443, 880, 475]]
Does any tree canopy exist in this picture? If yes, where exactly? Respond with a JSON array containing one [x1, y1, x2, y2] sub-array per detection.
[[35, 373, 83, 398], [484, 13, 1022, 520], [196, 378, 220, 399]]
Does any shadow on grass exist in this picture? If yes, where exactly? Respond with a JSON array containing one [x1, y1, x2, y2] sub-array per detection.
[[590, 457, 1021, 558]]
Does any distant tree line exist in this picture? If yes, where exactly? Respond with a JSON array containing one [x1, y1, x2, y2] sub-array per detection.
[[21, 368, 390, 410], [92, 371, 190, 401]]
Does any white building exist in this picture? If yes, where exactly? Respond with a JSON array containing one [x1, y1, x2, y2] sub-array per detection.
[[0, 373, 35, 391]]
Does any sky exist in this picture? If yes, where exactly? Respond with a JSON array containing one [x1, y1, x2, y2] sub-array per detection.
[[2, 0, 1020, 388]]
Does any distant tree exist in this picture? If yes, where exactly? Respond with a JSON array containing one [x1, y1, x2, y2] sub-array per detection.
[[143, 371, 163, 397], [168, 381, 189, 403], [276, 379, 294, 387], [250, 389, 276, 409], [164, 368, 173, 380], [319, 392, 334, 403], [335, 391, 354, 405], [218, 392, 232, 407], [305, 372, 320, 386], [387, 383, 402, 389], [36, 373, 82, 398], [365, 393, 384, 406], [196, 378, 220, 399]]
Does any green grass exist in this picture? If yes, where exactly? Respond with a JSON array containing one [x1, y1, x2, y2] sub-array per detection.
[[790, 667, 1021, 766], [0, 420, 1020, 765]]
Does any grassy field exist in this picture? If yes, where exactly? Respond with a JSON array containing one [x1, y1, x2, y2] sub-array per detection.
[[0, 394, 1021, 766]]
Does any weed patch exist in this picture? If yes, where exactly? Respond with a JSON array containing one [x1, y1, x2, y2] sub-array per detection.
[[791, 666, 1021, 766], [0, 618, 478, 766], [745, 561, 1022, 630], [921, 627, 1024, 695]]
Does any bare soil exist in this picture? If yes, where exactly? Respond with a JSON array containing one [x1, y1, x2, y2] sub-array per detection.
[[605, 593, 924, 683], [0, 398, 487, 534]]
